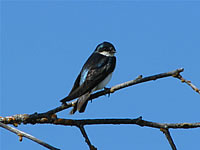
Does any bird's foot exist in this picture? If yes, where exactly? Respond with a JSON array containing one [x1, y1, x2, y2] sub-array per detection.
[[104, 87, 111, 97], [61, 101, 67, 106]]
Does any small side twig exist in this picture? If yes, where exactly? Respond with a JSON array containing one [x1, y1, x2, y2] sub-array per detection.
[[77, 125, 97, 150], [173, 73, 200, 94], [0, 122, 60, 150], [160, 128, 177, 150]]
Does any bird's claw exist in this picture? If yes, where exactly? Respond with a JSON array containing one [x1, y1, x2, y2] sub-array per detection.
[[104, 87, 111, 97]]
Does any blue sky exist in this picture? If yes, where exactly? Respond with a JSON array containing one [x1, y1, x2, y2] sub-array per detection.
[[1, 1, 200, 150]]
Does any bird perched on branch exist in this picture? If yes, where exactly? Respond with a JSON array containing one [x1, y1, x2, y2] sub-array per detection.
[[60, 41, 116, 114]]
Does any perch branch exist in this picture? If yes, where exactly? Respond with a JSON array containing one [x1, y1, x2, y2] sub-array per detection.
[[1, 68, 187, 124], [88, 68, 185, 100], [0, 68, 199, 126], [16, 68, 188, 123]]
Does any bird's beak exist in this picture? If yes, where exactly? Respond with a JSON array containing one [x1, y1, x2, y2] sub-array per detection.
[[110, 47, 116, 53], [112, 49, 116, 54]]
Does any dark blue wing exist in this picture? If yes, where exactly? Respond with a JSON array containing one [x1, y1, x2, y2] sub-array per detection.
[[60, 53, 116, 103]]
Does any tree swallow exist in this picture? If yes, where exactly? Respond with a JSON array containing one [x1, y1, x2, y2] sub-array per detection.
[[60, 41, 116, 114]]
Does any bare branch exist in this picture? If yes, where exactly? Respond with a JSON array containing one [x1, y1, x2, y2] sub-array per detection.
[[88, 68, 185, 100], [160, 128, 177, 150], [0, 68, 187, 123], [0, 122, 60, 150], [1, 116, 199, 149], [1, 116, 200, 150], [77, 125, 97, 150], [1, 115, 200, 130], [1, 68, 199, 149]]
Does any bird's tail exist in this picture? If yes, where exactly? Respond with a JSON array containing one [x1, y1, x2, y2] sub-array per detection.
[[70, 92, 91, 114]]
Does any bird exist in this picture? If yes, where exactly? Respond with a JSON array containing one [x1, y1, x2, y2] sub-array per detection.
[[60, 41, 116, 114]]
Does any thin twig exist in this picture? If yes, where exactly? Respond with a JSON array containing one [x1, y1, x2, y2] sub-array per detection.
[[160, 128, 177, 150], [77, 125, 97, 150], [173, 73, 200, 94], [88, 68, 184, 100], [0, 122, 60, 150]]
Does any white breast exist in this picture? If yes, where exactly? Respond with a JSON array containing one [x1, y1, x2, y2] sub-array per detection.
[[94, 73, 113, 91], [99, 51, 115, 57]]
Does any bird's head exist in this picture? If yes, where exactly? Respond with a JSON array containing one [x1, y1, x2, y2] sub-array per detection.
[[95, 41, 116, 57]]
